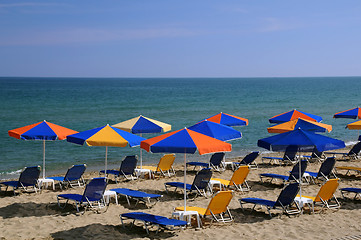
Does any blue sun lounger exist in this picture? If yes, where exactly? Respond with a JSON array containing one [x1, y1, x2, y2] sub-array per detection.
[[120, 212, 188, 234], [304, 157, 336, 183], [57, 177, 107, 213], [261, 145, 298, 165], [340, 187, 361, 200], [260, 160, 307, 185], [187, 152, 225, 171], [239, 183, 301, 217], [0, 166, 41, 195], [47, 164, 86, 189], [111, 188, 162, 208]]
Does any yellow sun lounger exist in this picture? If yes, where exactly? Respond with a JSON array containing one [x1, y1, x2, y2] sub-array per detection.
[[142, 154, 176, 178], [336, 166, 361, 175], [175, 190, 234, 224], [299, 178, 340, 212], [211, 166, 250, 192]]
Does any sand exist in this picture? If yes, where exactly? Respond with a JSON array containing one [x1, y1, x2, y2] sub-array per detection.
[[1, 152, 361, 240]]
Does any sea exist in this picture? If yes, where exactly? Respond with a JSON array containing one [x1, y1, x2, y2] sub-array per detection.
[[1, 77, 361, 180]]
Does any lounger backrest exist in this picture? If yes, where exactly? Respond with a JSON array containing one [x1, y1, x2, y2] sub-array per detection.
[[289, 160, 307, 180], [64, 164, 86, 182], [283, 145, 298, 160], [192, 168, 212, 190], [157, 154, 175, 171], [314, 178, 339, 202], [210, 152, 225, 167], [275, 183, 299, 207], [311, 148, 324, 159], [349, 142, 361, 156], [120, 155, 138, 175], [19, 166, 41, 187], [240, 151, 259, 165], [317, 157, 336, 178], [229, 166, 250, 186], [82, 177, 107, 202], [204, 190, 233, 216]]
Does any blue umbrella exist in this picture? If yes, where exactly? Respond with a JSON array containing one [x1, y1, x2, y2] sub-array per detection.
[[188, 120, 242, 142], [258, 128, 345, 152]]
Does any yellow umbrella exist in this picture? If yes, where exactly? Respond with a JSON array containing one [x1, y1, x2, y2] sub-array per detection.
[[346, 120, 361, 130]]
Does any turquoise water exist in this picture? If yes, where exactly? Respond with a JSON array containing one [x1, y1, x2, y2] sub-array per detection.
[[1, 77, 361, 179]]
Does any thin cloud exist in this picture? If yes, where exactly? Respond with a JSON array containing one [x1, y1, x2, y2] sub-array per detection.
[[258, 17, 298, 33], [0, 27, 200, 46]]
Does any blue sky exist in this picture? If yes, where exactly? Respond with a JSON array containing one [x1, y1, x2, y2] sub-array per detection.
[[1, 1, 361, 78]]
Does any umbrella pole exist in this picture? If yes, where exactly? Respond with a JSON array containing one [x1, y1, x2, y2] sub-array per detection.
[[184, 152, 187, 211], [299, 150, 302, 198], [105, 146, 108, 175], [140, 133, 143, 169], [42, 139, 46, 179]]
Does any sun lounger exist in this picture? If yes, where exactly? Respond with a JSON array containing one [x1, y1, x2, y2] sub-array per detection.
[[299, 178, 340, 211], [99, 155, 138, 183], [141, 154, 176, 178], [304, 157, 336, 183], [0, 166, 41, 195], [261, 145, 298, 165], [230, 151, 259, 170], [47, 164, 86, 190], [326, 141, 361, 160], [175, 190, 234, 224], [259, 160, 307, 185], [239, 183, 300, 217], [57, 177, 107, 213], [336, 166, 361, 175], [165, 168, 212, 198], [187, 152, 225, 171], [211, 166, 250, 192], [120, 212, 188, 234], [340, 187, 361, 200], [302, 148, 326, 163], [111, 188, 162, 208]]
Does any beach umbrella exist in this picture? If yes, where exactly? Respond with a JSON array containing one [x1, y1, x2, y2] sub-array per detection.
[[203, 112, 248, 126], [258, 128, 345, 152], [346, 120, 361, 130], [112, 115, 171, 168], [258, 128, 345, 197], [269, 109, 322, 124], [141, 128, 232, 210], [334, 107, 361, 119], [188, 120, 242, 141], [267, 118, 332, 134], [8, 120, 78, 179], [66, 124, 145, 174]]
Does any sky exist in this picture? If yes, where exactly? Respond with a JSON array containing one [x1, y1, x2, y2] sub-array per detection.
[[1, 1, 361, 78]]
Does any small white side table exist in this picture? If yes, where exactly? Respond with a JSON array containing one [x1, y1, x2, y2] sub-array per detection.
[[209, 179, 222, 193], [172, 210, 202, 228], [294, 196, 314, 214], [103, 190, 118, 205], [38, 178, 55, 190], [134, 168, 152, 179]]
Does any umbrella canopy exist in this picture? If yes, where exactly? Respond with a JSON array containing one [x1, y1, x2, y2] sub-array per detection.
[[67, 124, 145, 174], [346, 120, 361, 130], [188, 120, 242, 141], [258, 128, 345, 152], [203, 112, 248, 126], [112, 115, 172, 169], [269, 109, 323, 124], [112, 115, 171, 134], [8, 120, 78, 179], [267, 118, 332, 134], [141, 128, 232, 210], [334, 107, 361, 119]]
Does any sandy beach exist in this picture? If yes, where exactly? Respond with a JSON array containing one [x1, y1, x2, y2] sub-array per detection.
[[1, 151, 361, 240]]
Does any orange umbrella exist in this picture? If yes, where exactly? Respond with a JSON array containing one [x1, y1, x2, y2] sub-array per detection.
[[8, 120, 78, 179], [268, 118, 332, 134], [141, 128, 232, 210], [346, 120, 361, 130]]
